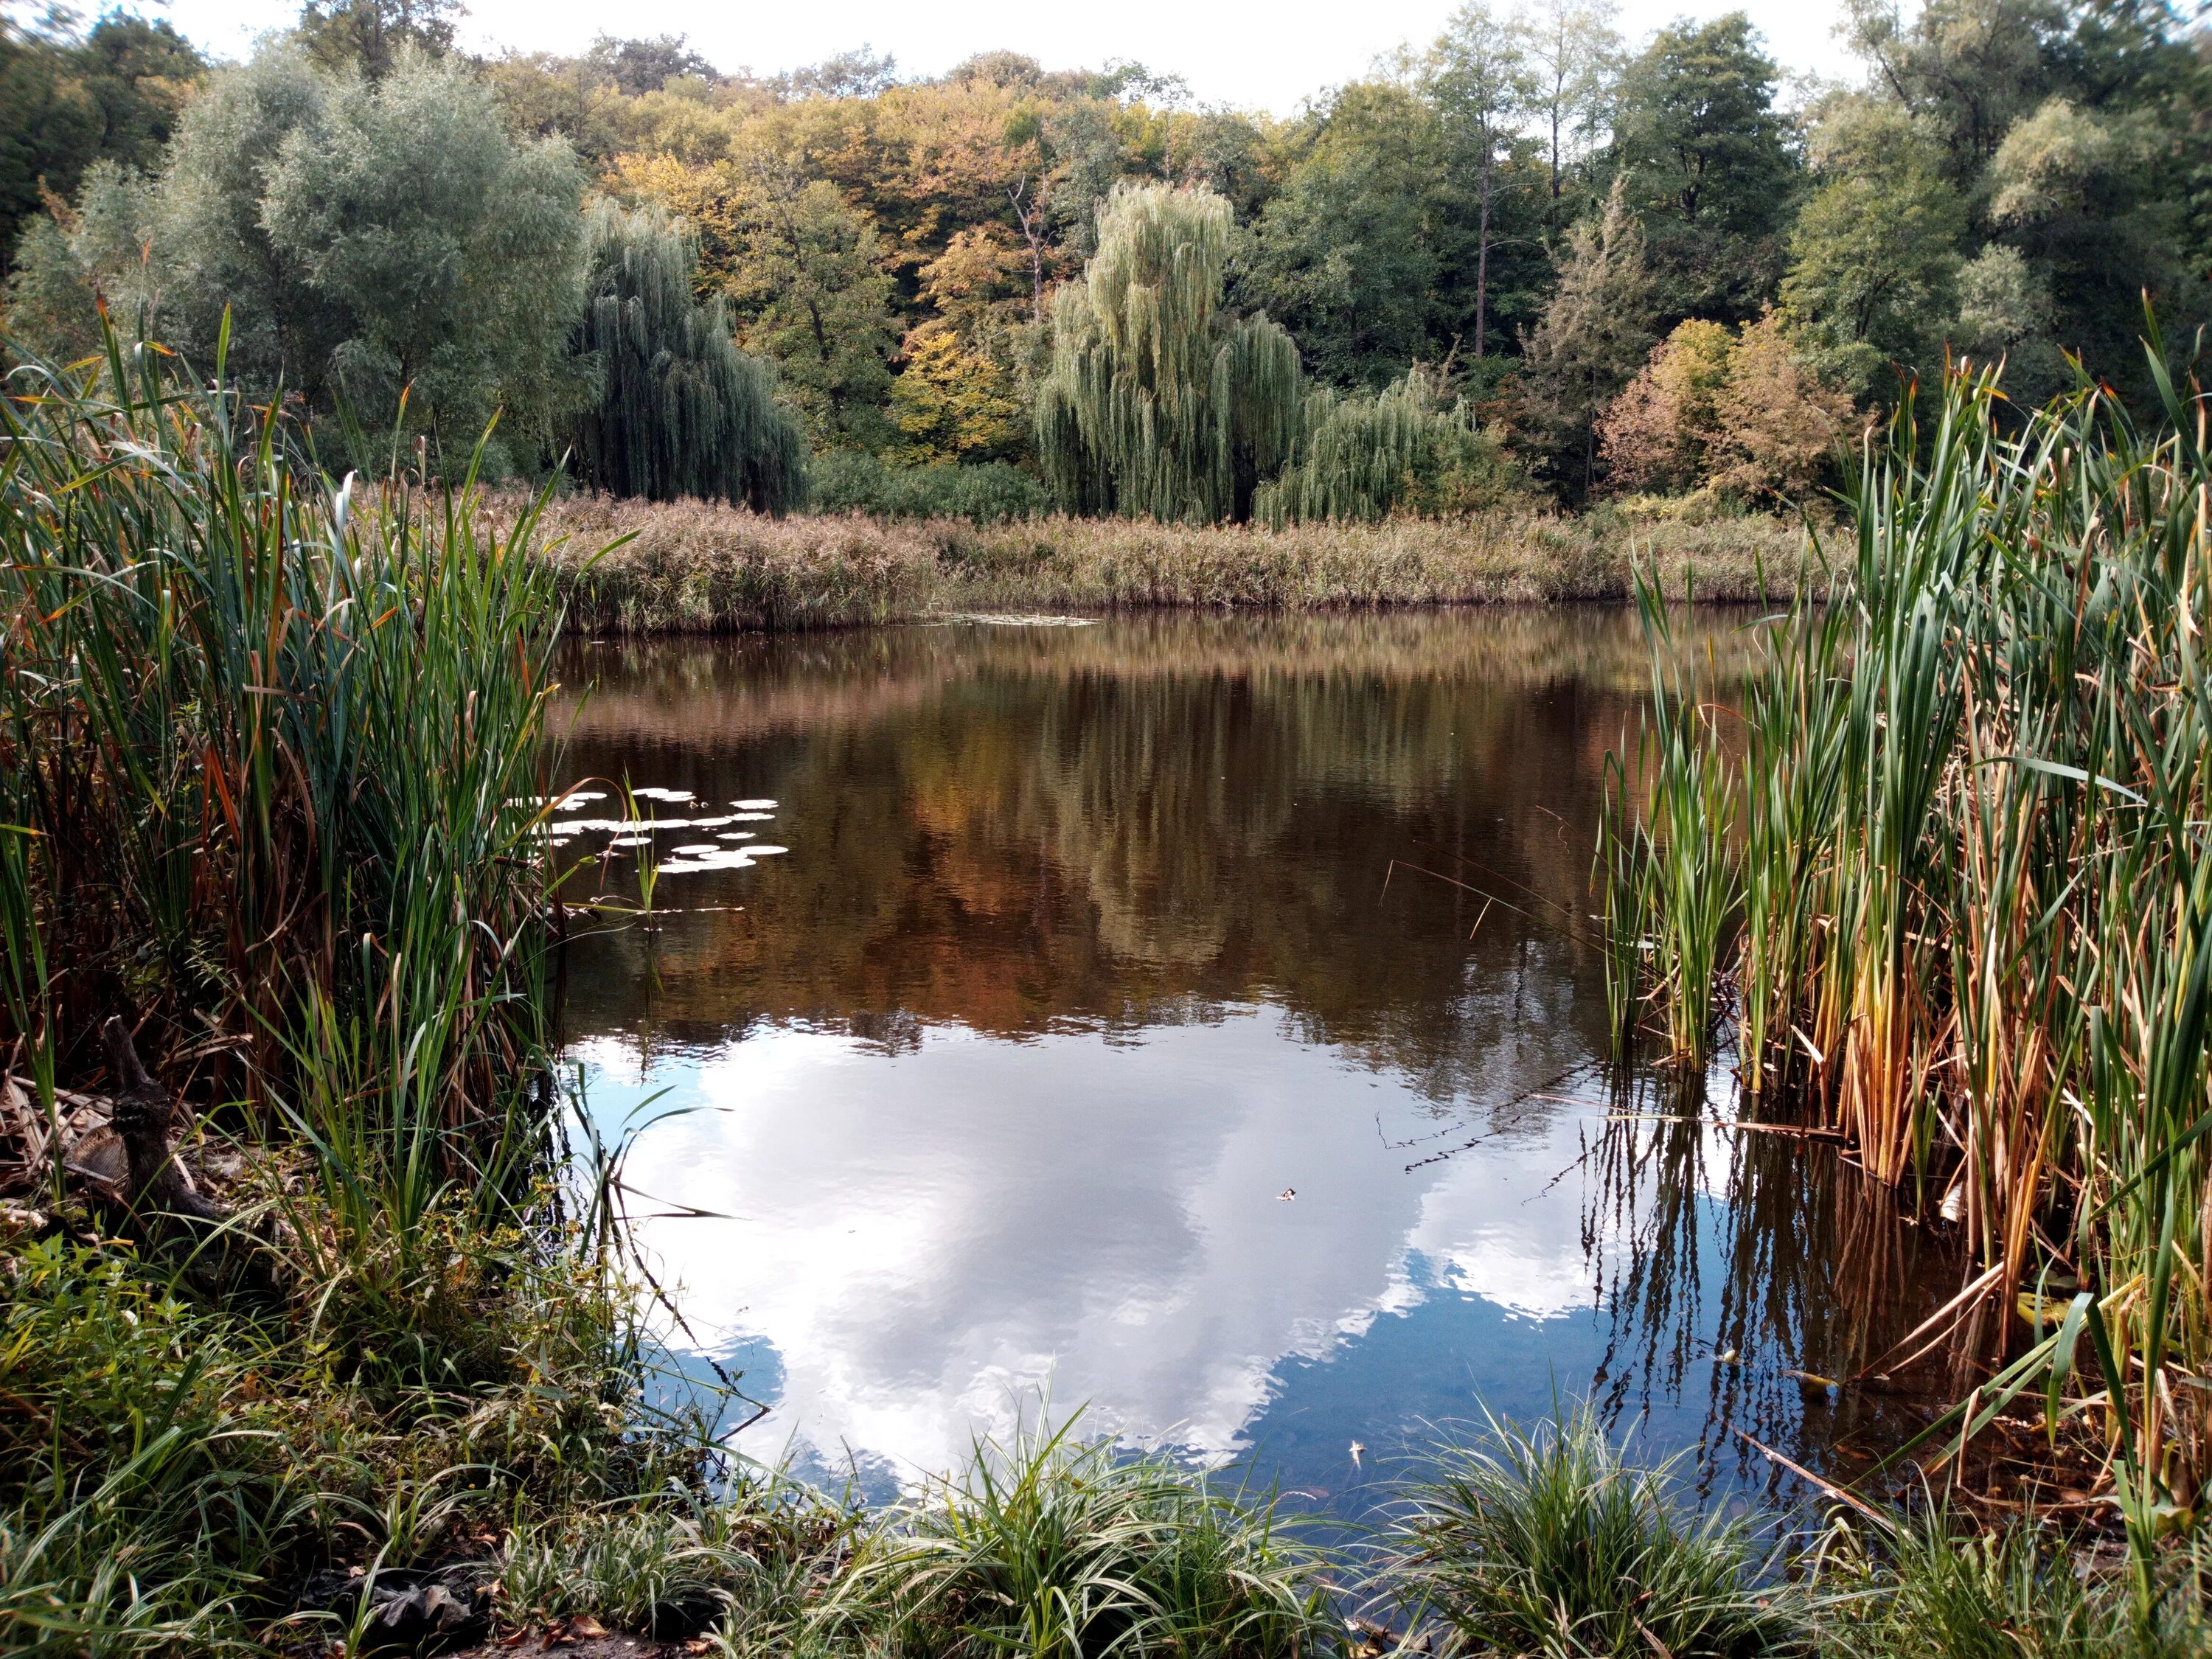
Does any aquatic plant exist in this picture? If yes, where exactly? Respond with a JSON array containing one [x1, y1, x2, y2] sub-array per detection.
[[1601, 353, 2212, 1587], [0, 327, 715, 1652], [515, 489, 1815, 633]]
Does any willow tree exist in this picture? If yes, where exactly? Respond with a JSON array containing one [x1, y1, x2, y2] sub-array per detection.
[[569, 200, 806, 511], [1035, 181, 1301, 524], [1256, 369, 1512, 525]]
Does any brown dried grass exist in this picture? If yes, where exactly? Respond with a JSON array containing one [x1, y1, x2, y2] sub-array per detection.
[[510, 495, 1819, 634]]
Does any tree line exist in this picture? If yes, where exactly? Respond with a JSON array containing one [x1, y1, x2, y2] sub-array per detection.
[[1, 0, 2205, 518]]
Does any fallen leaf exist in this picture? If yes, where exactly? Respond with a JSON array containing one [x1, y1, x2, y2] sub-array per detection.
[[568, 1614, 609, 1639]]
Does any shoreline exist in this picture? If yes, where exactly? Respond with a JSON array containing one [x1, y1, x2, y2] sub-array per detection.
[[513, 496, 1824, 635]]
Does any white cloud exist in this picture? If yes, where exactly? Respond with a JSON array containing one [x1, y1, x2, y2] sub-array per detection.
[[602, 1009, 1614, 1483]]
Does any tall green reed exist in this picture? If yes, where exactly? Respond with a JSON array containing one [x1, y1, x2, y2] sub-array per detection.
[[0, 322, 566, 1190], [1601, 358, 2212, 1587]]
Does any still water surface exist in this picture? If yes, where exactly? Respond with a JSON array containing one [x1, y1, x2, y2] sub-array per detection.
[[551, 610, 1954, 1517]]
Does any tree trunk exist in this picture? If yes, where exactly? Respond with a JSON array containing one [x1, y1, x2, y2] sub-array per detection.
[[1475, 141, 1494, 361]]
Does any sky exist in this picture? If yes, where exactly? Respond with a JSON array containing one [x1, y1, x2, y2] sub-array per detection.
[[146, 0, 1871, 114]]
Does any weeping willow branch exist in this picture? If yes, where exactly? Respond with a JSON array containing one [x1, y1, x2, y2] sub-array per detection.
[[1037, 183, 1512, 526], [568, 200, 807, 512]]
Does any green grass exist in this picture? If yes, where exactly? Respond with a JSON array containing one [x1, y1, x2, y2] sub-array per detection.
[[1379, 1404, 1807, 1659], [818, 1411, 1333, 1659], [1815, 1503, 2212, 1659]]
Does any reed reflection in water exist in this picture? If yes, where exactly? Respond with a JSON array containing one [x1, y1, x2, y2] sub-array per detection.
[[552, 611, 1955, 1514]]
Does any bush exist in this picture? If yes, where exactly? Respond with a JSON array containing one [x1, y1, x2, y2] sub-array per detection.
[[807, 450, 1051, 524]]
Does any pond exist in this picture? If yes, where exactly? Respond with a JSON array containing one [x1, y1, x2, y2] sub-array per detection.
[[549, 609, 1958, 1520]]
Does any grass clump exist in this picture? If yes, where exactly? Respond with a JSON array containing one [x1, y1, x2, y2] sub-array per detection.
[[818, 1413, 1332, 1659], [1815, 1506, 2212, 1659], [1380, 1405, 1806, 1659]]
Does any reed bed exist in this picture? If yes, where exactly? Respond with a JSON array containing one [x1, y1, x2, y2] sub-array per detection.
[[514, 493, 1815, 633], [1603, 362, 2212, 1589], [0, 334, 706, 1653]]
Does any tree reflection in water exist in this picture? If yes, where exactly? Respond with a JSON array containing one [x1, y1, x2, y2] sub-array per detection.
[[549, 611, 1952, 1509]]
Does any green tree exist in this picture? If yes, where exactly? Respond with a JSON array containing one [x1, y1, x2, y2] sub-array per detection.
[[1523, 0, 1621, 229], [568, 200, 805, 509], [87, 38, 347, 399], [1427, 1, 1537, 361], [1036, 181, 1301, 522], [1843, 0, 2065, 183], [0, 12, 202, 275], [1983, 92, 2190, 383], [1, 159, 158, 358], [1947, 243, 2067, 403], [720, 164, 900, 451], [1515, 180, 1657, 499], [1779, 99, 1966, 394], [297, 0, 462, 79], [260, 49, 590, 459], [1238, 83, 1443, 389], [1606, 13, 1798, 322]]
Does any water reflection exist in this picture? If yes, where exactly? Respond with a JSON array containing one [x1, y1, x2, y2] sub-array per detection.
[[552, 611, 1952, 1512]]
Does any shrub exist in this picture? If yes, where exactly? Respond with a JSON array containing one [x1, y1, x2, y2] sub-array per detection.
[[807, 450, 1051, 524]]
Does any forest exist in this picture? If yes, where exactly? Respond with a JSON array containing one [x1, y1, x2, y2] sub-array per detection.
[[3, 0, 2206, 521]]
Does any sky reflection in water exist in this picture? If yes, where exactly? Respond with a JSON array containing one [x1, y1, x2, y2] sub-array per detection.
[[552, 611, 1955, 1515]]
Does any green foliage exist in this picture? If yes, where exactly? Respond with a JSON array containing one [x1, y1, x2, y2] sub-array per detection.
[[297, 0, 462, 80], [720, 169, 901, 453], [569, 199, 806, 510], [259, 48, 591, 462], [6, 42, 591, 472], [1607, 13, 1801, 323], [1381, 1404, 1807, 1659], [1517, 181, 1659, 500], [808, 451, 1050, 522], [1780, 100, 1967, 394], [1257, 369, 1522, 525], [0, 13, 202, 276], [1036, 181, 1302, 523], [1238, 83, 1453, 391]]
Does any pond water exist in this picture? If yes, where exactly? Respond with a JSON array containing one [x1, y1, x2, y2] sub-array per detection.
[[550, 609, 1958, 1520]]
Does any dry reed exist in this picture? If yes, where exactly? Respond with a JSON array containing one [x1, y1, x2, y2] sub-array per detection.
[[507, 495, 1817, 633]]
